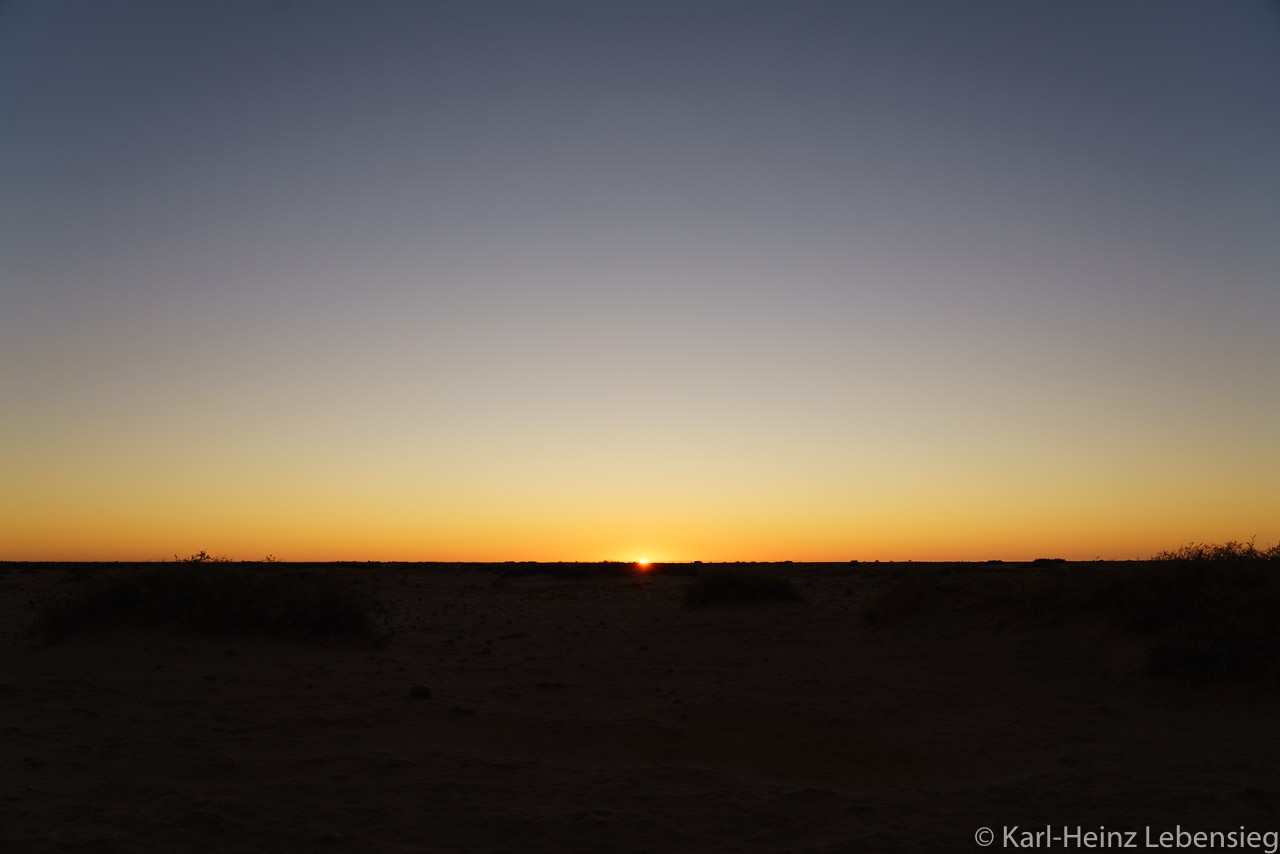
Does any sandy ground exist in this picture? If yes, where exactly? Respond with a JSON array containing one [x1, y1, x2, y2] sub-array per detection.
[[2, 562, 1279, 853]]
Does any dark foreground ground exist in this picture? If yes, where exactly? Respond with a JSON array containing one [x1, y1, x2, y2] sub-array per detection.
[[2, 561, 1278, 853]]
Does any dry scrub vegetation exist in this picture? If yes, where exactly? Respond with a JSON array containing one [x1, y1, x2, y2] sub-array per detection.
[[861, 541, 1280, 684]]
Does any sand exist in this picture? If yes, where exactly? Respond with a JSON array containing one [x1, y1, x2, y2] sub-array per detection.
[[2, 562, 1278, 853]]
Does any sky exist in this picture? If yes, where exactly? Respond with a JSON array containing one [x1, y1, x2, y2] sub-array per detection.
[[2, 0, 1278, 562]]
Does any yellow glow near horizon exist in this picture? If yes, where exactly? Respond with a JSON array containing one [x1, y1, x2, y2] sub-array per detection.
[[2, 446, 1279, 562]]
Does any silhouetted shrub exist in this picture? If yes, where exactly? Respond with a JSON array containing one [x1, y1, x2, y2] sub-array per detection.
[[1138, 540, 1280, 681], [986, 541, 1280, 682], [857, 543, 1280, 683], [1153, 539, 1280, 563], [174, 549, 233, 563], [28, 563, 386, 644], [683, 568, 803, 608]]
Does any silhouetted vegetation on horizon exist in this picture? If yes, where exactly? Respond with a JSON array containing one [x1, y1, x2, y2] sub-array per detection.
[[860, 541, 1280, 685], [1152, 539, 1280, 563], [173, 549, 233, 563]]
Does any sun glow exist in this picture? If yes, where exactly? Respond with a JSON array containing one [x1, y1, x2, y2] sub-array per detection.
[[635, 558, 651, 569]]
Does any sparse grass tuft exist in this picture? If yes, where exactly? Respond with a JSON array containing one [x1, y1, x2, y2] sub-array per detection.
[[28, 563, 386, 644], [683, 568, 804, 609]]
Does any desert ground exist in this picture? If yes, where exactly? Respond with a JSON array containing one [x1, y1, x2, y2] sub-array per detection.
[[2, 561, 1278, 853]]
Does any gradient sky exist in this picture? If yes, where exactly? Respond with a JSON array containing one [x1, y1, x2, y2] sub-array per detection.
[[3, 1, 1278, 562]]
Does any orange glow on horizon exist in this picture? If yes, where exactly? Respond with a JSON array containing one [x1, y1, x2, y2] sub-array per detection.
[[3, 441, 1278, 564]]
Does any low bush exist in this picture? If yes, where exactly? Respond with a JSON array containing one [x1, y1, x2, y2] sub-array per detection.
[[174, 549, 233, 563], [985, 541, 1280, 682], [1138, 540, 1280, 681], [856, 542, 1280, 683], [1153, 539, 1280, 563], [28, 563, 386, 644], [683, 568, 804, 609]]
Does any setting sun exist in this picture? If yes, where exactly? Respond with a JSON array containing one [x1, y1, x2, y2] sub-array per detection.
[[636, 558, 651, 569]]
